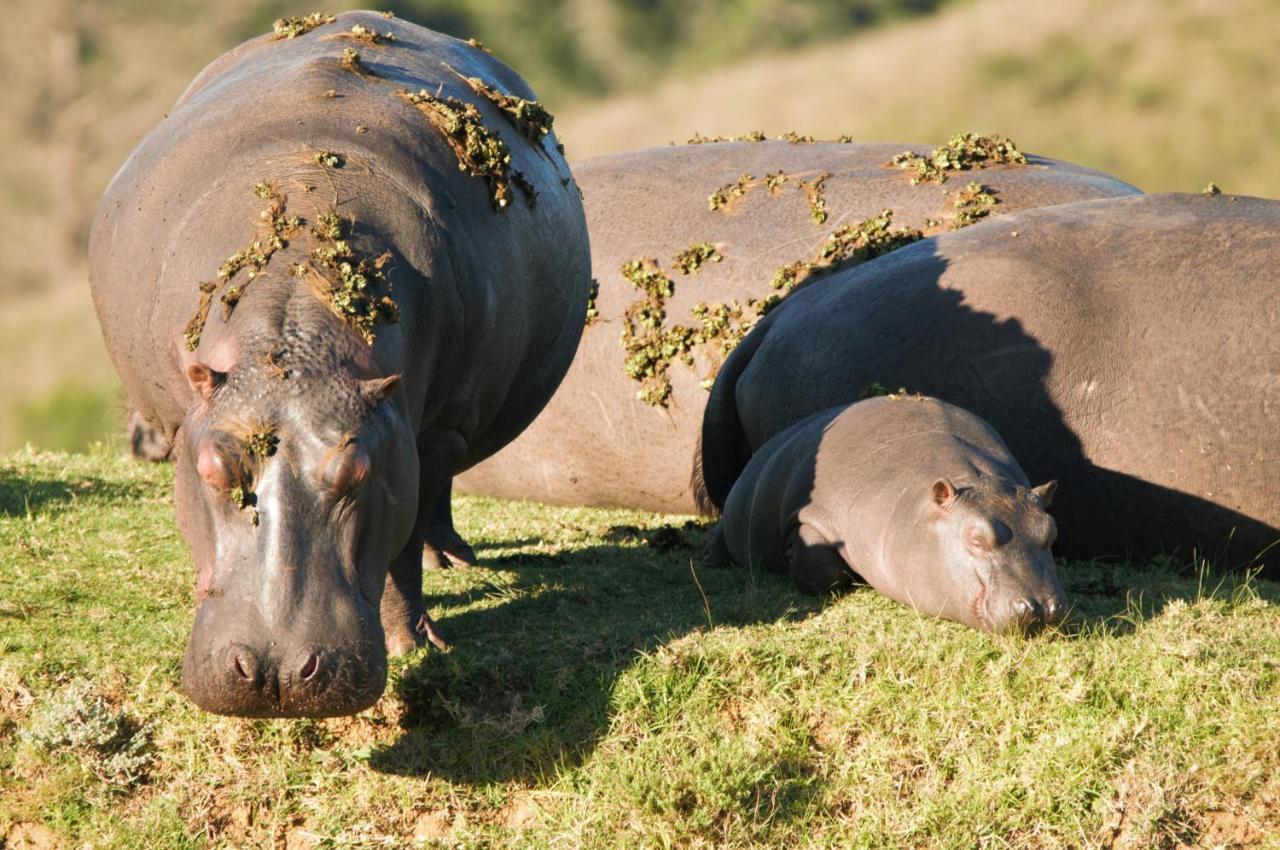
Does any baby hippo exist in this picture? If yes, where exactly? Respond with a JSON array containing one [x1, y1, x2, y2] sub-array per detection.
[[704, 395, 1067, 633]]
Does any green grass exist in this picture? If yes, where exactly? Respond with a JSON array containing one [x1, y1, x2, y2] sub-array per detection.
[[3, 449, 1280, 848]]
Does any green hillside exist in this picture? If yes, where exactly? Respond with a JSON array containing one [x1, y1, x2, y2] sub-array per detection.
[[4, 450, 1280, 847]]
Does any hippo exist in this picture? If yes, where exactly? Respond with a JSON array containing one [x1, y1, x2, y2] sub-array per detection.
[[698, 193, 1280, 570], [706, 396, 1065, 632], [457, 137, 1139, 514], [89, 12, 590, 716]]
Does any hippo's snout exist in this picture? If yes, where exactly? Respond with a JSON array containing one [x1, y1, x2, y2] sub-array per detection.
[[183, 637, 387, 717], [986, 587, 1068, 635]]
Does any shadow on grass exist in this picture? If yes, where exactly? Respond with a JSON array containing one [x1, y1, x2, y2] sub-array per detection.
[[369, 520, 824, 785], [1056, 557, 1280, 637], [0, 468, 149, 518]]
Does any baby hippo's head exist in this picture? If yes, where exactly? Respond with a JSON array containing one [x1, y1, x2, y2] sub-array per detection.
[[928, 476, 1067, 634]]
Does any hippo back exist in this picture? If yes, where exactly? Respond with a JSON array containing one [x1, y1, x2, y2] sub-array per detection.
[[457, 140, 1139, 513], [707, 192, 1280, 567]]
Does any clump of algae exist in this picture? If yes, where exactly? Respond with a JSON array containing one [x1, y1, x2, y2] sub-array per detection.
[[765, 171, 788, 194], [673, 243, 723, 275], [709, 174, 754, 211], [460, 75, 555, 144], [184, 183, 301, 351], [339, 47, 372, 75], [780, 131, 815, 144], [584, 279, 600, 325], [305, 209, 401, 344], [399, 89, 515, 210], [342, 23, 395, 44], [798, 172, 831, 224], [1203, 182, 1222, 196], [949, 181, 998, 229], [687, 131, 766, 144], [889, 133, 1027, 184], [271, 12, 335, 40]]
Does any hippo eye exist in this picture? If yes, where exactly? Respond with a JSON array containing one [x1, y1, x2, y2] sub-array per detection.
[[196, 440, 244, 493], [320, 442, 371, 495]]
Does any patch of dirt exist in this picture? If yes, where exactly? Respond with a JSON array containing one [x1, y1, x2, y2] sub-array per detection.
[[1177, 809, 1265, 849], [501, 794, 540, 830], [4, 822, 62, 850], [412, 809, 453, 841], [1100, 765, 1197, 849]]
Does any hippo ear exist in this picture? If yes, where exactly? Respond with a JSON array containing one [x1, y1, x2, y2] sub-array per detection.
[[360, 374, 401, 405], [1031, 480, 1058, 507], [931, 478, 958, 509], [186, 363, 226, 402]]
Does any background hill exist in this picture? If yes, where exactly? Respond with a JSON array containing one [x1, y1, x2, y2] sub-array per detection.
[[1, 0, 1277, 451]]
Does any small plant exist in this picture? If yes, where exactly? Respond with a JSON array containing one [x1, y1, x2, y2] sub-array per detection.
[[460, 74, 556, 144], [765, 171, 788, 194], [270, 12, 335, 40], [308, 208, 401, 344], [344, 24, 395, 44], [780, 130, 814, 144], [673, 243, 723, 275], [339, 47, 369, 75], [584, 278, 600, 325], [1203, 182, 1222, 196], [245, 428, 279, 459], [21, 680, 152, 790]]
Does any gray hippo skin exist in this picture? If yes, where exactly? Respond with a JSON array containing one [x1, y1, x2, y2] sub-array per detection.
[[89, 12, 590, 716], [699, 193, 1280, 569], [706, 396, 1065, 633], [455, 141, 1140, 515]]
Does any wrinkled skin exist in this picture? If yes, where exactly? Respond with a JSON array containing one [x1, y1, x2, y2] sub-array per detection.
[[458, 142, 1139, 514], [706, 397, 1066, 633], [89, 12, 590, 716], [699, 193, 1280, 571]]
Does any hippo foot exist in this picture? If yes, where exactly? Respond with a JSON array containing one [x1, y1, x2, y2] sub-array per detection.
[[384, 610, 452, 656], [703, 523, 734, 568], [421, 529, 478, 571]]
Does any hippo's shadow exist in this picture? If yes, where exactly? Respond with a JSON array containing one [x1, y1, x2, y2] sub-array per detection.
[[368, 525, 824, 784], [0, 469, 150, 518]]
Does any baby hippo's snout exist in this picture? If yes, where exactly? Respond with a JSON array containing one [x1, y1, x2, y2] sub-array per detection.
[[992, 590, 1068, 634]]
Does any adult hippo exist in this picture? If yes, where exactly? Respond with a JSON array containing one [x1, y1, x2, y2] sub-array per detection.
[[699, 193, 1280, 570], [89, 12, 590, 716], [706, 396, 1065, 633], [457, 137, 1138, 514]]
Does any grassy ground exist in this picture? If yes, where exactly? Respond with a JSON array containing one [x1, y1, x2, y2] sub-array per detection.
[[3, 450, 1280, 848]]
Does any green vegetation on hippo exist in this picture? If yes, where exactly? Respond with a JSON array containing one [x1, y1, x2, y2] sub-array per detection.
[[798, 172, 831, 224], [305, 208, 401, 345], [765, 170, 788, 193], [459, 74, 556, 145], [780, 130, 815, 144], [708, 173, 754, 211], [890, 132, 1027, 184], [183, 182, 300, 351], [398, 89, 516, 210], [244, 427, 279, 459], [340, 24, 396, 45], [313, 150, 343, 169], [619, 258, 759, 405], [687, 131, 766, 144], [584, 278, 600, 325], [950, 181, 998, 228], [339, 47, 371, 75], [1204, 182, 1222, 196], [673, 242, 723, 275], [270, 12, 335, 40]]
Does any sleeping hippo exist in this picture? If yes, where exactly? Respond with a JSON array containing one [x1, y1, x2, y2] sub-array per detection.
[[705, 396, 1065, 633], [456, 138, 1139, 514], [698, 193, 1280, 570], [89, 12, 590, 716]]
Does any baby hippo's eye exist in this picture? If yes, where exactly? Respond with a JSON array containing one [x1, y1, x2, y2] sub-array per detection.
[[321, 442, 371, 495]]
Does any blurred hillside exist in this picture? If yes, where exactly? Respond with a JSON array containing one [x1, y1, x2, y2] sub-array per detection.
[[0, 0, 1277, 452]]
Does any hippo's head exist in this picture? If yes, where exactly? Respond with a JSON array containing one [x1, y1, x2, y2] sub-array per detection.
[[173, 347, 419, 717], [923, 476, 1067, 634]]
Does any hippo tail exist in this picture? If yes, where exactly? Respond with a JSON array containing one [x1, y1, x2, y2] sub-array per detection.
[[692, 316, 771, 516]]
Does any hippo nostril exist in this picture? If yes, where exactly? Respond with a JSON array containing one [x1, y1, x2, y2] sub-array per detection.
[[229, 646, 258, 682], [1013, 597, 1044, 629], [299, 652, 320, 682]]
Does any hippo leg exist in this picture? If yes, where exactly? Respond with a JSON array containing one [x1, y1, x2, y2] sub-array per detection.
[[421, 479, 478, 570], [786, 524, 855, 595], [703, 522, 734, 567]]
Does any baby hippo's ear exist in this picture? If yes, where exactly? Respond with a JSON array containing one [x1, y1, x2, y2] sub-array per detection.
[[932, 478, 958, 509], [1031, 480, 1059, 507], [360, 374, 401, 405]]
